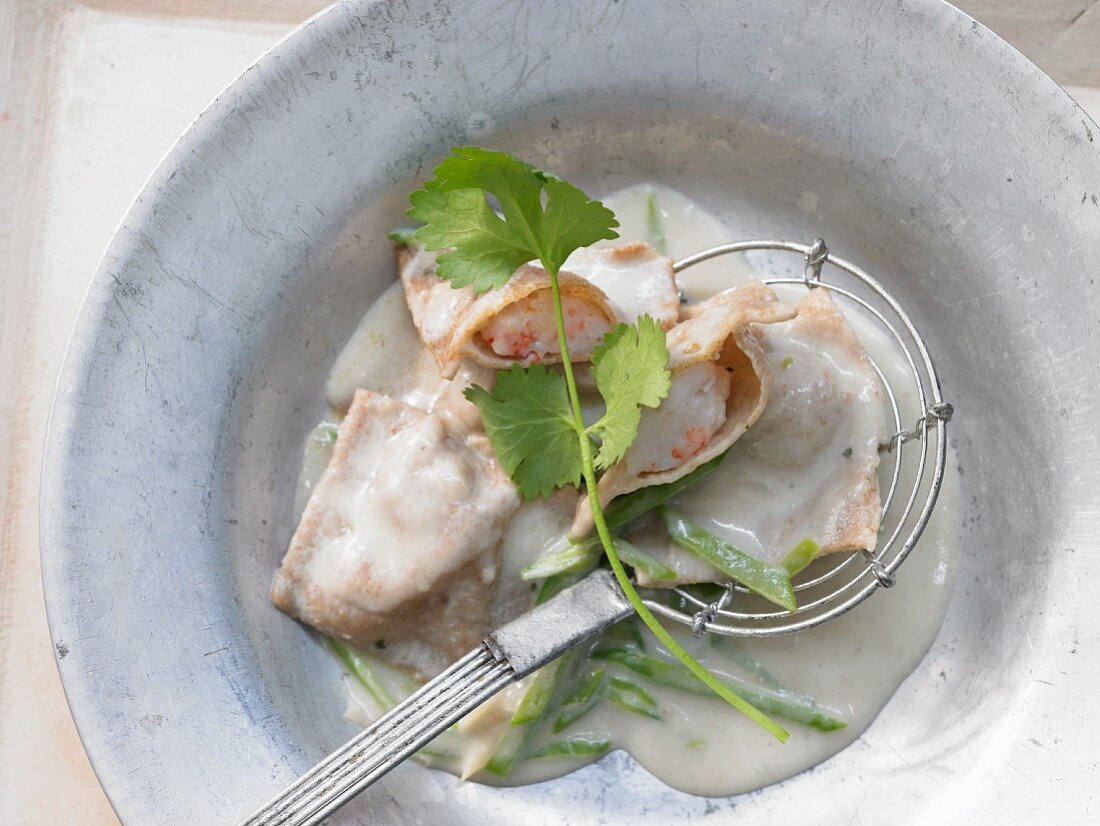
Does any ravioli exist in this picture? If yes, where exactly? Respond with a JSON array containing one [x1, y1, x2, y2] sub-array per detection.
[[636, 287, 888, 583], [573, 281, 796, 536], [270, 389, 520, 674], [399, 240, 681, 379], [398, 243, 617, 378]]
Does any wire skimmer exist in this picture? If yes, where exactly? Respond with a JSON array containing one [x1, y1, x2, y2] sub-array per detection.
[[645, 238, 953, 638], [240, 237, 953, 826]]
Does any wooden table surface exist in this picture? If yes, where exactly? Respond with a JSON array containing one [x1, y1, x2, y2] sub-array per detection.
[[0, 2, 1096, 823]]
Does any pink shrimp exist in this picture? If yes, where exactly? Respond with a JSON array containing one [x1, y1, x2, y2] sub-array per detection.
[[480, 292, 612, 362], [628, 363, 732, 474]]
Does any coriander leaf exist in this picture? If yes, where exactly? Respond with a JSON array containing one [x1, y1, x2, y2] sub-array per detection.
[[407, 146, 618, 291], [407, 187, 531, 292], [413, 147, 544, 245], [588, 315, 672, 470], [537, 174, 619, 274], [464, 365, 583, 499]]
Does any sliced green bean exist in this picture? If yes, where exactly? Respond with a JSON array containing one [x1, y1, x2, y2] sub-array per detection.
[[593, 647, 846, 732], [484, 728, 526, 776], [645, 190, 668, 255], [661, 507, 797, 611], [602, 617, 646, 651], [536, 561, 597, 605], [529, 734, 612, 759], [553, 668, 605, 733], [782, 538, 820, 575], [313, 423, 340, 446], [522, 539, 600, 581], [417, 745, 461, 761], [594, 647, 697, 692], [526, 537, 676, 583], [526, 453, 727, 588], [327, 638, 397, 710], [616, 538, 678, 582], [604, 675, 661, 720], [683, 581, 727, 602], [563, 666, 604, 706], [329, 638, 468, 761], [511, 655, 570, 725], [487, 652, 574, 776], [553, 696, 602, 733], [710, 640, 784, 691]]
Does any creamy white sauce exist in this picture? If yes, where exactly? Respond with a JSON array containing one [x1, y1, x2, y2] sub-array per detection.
[[294, 183, 959, 797], [597, 183, 758, 301], [305, 404, 505, 614], [562, 243, 680, 328], [325, 283, 448, 416]]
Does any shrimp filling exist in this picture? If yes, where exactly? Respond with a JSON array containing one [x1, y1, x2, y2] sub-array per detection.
[[628, 361, 732, 474], [479, 292, 613, 363]]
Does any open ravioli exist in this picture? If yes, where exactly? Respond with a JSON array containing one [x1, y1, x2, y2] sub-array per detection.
[[635, 287, 888, 584], [573, 281, 796, 536], [399, 240, 679, 378]]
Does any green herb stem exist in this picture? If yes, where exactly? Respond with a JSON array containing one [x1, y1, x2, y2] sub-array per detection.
[[546, 268, 788, 743]]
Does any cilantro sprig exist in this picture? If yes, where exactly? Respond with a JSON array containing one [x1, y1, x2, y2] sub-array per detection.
[[464, 365, 582, 499], [462, 321, 671, 498], [408, 146, 619, 293], [407, 147, 787, 741]]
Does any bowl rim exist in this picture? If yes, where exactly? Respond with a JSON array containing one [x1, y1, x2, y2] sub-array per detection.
[[39, 0, 1100, 822]]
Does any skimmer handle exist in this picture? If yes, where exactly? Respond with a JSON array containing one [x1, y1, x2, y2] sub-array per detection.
[[241, 646, 513, 826], [241, 569, 633, 825]]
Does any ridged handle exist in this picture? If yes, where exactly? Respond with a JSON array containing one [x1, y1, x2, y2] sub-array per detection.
[[241, 570, 633, 824], [240, 646, 514, 826]]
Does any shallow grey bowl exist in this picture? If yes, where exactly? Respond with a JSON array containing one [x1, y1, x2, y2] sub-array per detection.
[[41, 0, 1100, 823]]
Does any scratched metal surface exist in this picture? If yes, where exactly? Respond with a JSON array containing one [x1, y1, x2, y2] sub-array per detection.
[[39, 0, 1100, 823]]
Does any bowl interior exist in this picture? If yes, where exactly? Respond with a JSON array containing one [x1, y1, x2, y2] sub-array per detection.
[[42, 1, 1100, 823]]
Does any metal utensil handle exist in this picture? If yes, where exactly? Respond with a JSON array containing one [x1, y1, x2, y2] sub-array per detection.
[[240, 646, 514, 826], [242, 571, 634, 825]]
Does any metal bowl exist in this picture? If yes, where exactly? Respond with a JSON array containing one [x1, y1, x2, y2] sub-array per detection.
[[41, 1, 1100, 823]]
